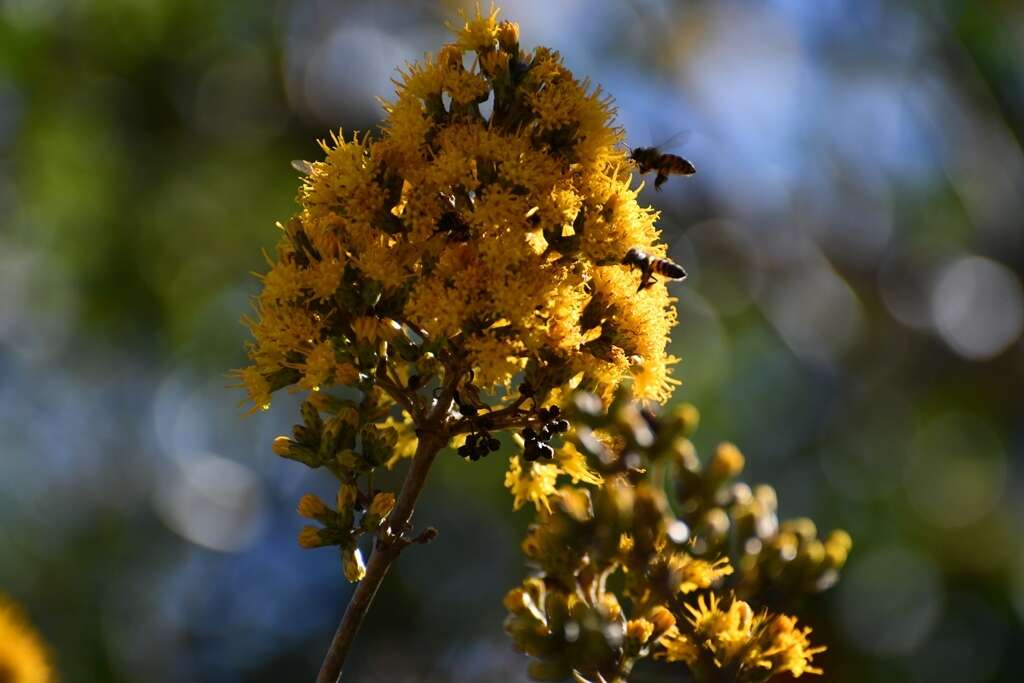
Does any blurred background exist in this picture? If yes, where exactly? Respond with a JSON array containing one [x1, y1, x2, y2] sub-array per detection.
[[1, 0, 1022, 681]]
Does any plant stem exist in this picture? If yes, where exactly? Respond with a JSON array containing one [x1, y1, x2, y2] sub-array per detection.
[[315, 374, 457, 683]]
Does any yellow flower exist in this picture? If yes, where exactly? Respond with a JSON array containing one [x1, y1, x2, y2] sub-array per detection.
[[451, 5, 501, 52], [238, 6, 680, 412], [555, 441, 602, 485], [0, 595, 54, 683], [625, 618, 655, 646], [745, 614, 825, 678], [297, 340, 336, 391], [657, 624, 699, 666], [674, 594, 824, 680], [234, 365, 272, 412], [504, 456, 559, 512], [668, 554, 734, 594]]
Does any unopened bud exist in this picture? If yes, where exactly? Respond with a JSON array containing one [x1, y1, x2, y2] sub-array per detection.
[[438, 43, 463, 70], [337, 483, 358, 511], [782, 517, 817, 542], [297, 494, 329, 520], [272, 435, 320, 467], [496, 20, 519, 51], [668, 403, 699, 437], [272, 436, 293, 457], [298, 525, 325, 549], [648, 605, 676, 638], [504, 587, 528, 612], [824, 529, 852, 568], [300, 400, 323, 433], [801, 538, 826, 565], [342, 545, 366, 582], [708, 442, 745, 482], [368, 491, 396, 518]]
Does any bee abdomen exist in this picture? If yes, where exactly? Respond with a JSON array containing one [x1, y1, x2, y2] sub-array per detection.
[[652, 258, 687, 280]]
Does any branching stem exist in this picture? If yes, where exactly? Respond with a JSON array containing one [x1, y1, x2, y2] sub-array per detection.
[[315, 361, 462, 683]]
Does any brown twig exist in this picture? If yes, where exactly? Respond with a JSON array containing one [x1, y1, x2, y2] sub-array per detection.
[[315, 361, 462, 683]]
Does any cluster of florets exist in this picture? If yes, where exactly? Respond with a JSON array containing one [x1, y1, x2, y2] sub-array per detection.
[[271, 395, 404, 581], [236, 6, 679, 419], [504, 387, 850, 682]]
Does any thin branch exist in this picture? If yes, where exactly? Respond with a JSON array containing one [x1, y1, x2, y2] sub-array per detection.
[[375, 371, 422, 423], [315, 362, 462, 683], [448, 394, 531, 435]]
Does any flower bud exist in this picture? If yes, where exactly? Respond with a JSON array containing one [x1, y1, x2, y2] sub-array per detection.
[[823, 530, 851, 569], [708, 442, 745, 482], [297, 493, 330, 520], [668, 402, 700, 437], [648, 605, 676, 638], [298, 525, 326, 549], [369, 491, 396, 518], [782, 517, 817, 542], [504, 587, 528, 612], [272, 436, 293, 457], [342, 545, 366, 582], [801, 538, 826, 566], [337, 483, 358, 511], [300, 400, 323, 434], [496, 20, 519, 51], [363, 491, 397, 530], [272, 436, 320, 467], [438, 43, 463, 70]]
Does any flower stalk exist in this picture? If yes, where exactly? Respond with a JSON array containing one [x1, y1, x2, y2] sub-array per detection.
[[316, 420, 448, 683]]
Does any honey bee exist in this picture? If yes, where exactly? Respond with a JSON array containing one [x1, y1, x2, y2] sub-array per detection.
[[629, 146, 696, 190], [291, 159, 315, 175], [622, 247, 687, 291]]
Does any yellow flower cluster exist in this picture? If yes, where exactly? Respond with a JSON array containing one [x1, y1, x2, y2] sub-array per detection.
[[0, 595, 54, 683], [236, 5, 678, 415], [504, 389, 841, 683], [659, 594, 824, 681]]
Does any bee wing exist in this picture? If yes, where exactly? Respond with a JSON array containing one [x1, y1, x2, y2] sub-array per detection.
[[291, 159, 315, 176], [652, 130, 691, 152]]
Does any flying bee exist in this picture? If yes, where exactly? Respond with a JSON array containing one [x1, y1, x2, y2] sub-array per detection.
[[291, 159, 315, 175], [629, 131, 696, 191], [622, 247, 687, 291], [629, 147, 696, 190]]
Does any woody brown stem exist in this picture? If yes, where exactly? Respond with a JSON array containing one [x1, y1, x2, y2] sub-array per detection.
[[315, 366, 460, 683]]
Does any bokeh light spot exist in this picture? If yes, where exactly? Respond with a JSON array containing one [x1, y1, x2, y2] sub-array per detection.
[[930, 256, 1023, 360]]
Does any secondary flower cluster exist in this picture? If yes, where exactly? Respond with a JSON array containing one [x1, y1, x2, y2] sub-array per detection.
[[504, 388, 850, 682]]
